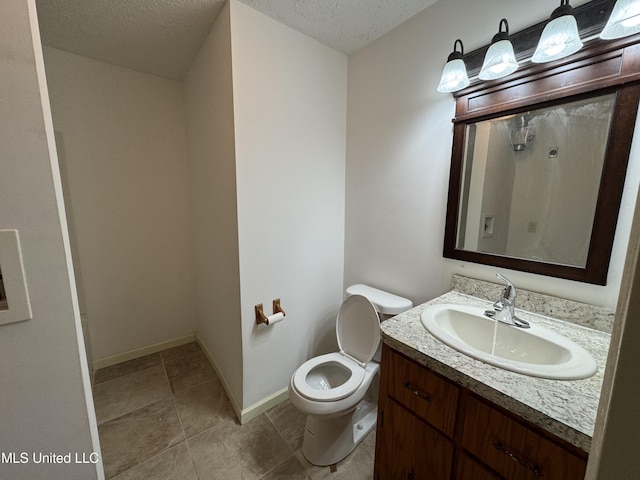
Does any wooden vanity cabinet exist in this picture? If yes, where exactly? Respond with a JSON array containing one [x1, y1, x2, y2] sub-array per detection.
[[462, 394, 587, 480], [374, 344, 588, 480], [375, 344, 459, 479]]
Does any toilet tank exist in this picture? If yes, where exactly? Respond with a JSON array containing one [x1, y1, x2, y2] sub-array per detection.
[[345, 284, 413, 318]]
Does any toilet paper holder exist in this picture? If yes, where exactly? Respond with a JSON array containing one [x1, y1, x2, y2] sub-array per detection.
[[255, 299, 286, 325]]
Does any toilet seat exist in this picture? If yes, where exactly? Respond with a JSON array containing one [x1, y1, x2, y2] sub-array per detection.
[[292, 352, 364, 401], [292, 295, 380, 402]]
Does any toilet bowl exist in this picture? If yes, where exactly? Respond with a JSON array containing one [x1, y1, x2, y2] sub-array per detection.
[[289, 285, 412, 466]]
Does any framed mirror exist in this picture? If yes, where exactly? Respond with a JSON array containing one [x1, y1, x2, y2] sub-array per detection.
[[444, 36, 640, 285]]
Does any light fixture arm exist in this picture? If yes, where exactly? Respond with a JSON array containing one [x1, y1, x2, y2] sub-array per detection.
[[551, 0, 575, 20], [492, 18, 510, 43], [447, 39, 465, 61]]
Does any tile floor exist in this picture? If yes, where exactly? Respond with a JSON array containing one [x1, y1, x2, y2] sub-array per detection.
[[93, 342, 376, 479]]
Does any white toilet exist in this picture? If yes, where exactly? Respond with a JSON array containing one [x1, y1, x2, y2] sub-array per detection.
[[289, 284, 412, 466]]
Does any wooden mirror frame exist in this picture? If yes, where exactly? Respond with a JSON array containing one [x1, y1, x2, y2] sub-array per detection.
[[443, 34, 640, 285]]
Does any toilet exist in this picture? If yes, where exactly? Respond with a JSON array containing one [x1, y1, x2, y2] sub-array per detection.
[[289, 284, 413, 466]]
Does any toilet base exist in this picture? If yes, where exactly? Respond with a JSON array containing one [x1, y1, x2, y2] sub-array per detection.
[[301, 398, 377, 467]]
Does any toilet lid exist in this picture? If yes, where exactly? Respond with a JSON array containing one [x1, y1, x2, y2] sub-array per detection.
[[336, 294, 381, 365]]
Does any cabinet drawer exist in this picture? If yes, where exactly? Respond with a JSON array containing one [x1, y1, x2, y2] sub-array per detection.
[[384, 348, 459, 437], [456, 452, 502, 480], [462, 395, 587, 480]]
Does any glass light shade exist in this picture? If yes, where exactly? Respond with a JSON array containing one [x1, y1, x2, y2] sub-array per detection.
[[532, 14, 583, 63], [437, 58, 470, 93], [479, 40, 518, 80], [600, 0, 640, 39]]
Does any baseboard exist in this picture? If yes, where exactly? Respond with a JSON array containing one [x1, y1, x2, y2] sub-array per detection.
[[240, 387, 289, 425], [195, 335, 289, 425], [195, 335, 244, 423], [92, 333, 197, 370], [95, 333, 290, 424]]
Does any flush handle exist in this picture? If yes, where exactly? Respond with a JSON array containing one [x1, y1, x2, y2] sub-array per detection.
[[403, 382, 431, 403]]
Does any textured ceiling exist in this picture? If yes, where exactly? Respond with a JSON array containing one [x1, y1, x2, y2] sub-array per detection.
[[36, 0, 439, 80], [36, 0, 227, 80], [240, 0, 439, 54]]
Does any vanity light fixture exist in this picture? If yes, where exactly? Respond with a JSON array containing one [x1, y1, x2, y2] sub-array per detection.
[[436, 0, 637, 93], [479, 19, 519, 80], [600, 0, 640, 39], [437, 39, 470, 93], [532, 0, 583, 63]]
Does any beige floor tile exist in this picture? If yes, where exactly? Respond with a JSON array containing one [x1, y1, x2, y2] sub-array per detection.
[[164, 350, 215, 392], [111, 442, 197, 480], [94, 344, 378, 479], [265, 399, 307, 451], [258, 454, 310, 480], [160, 341, 202, 363], [94, 353, 163, 384], [93, 365, 172, 424], [174, 377, 237, 438], [188, 414, 292, 480], [98, 399, 184, 479]]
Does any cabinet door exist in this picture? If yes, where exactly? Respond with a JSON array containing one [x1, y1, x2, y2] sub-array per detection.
[[456, 452, 502, 480], [462, 395, 587, 480], [377, 399, 454, 480]]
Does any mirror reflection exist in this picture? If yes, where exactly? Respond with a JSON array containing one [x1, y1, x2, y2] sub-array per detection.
[[456, 93, 615, 267], [0, 265, 7, 311]]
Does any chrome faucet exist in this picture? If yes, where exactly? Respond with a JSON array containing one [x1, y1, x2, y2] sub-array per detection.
[[484, 274, 530, 328]]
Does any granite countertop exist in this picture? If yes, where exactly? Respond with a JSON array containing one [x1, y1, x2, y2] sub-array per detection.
[[380, 290, 611, 453]]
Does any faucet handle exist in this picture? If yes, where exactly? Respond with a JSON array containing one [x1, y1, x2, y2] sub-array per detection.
[[500, 285, 512, 300], [496, 274, 516, 301]]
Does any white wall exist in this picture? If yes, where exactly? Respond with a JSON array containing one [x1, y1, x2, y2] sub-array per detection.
[[0, 0, 102, 478], [345, 0, 640, 310], [184, 2, 244, 410], [230, 0, 348, 409], [42, 48, 197, 361], [477, 122, 514, 254], [460, 124, 488, 252]]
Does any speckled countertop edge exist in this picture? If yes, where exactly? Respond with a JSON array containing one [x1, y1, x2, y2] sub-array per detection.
[[381, 291, 611, 453]]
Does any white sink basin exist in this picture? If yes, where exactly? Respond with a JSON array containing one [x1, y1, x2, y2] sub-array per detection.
[[420, 304, 597, 380]]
